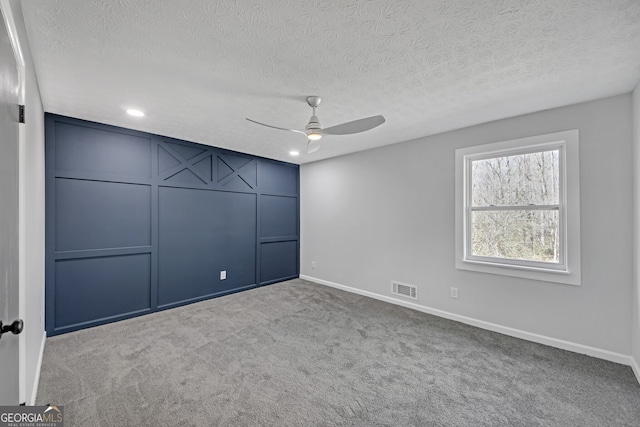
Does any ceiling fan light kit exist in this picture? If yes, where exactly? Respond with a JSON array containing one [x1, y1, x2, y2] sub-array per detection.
[[246, 96, 385, 154]]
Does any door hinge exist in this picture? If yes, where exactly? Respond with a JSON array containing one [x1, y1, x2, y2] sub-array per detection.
[[19, 104, 25, 123]]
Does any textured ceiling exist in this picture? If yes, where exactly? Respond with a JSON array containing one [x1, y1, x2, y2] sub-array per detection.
[[21, 0, 640, 164]]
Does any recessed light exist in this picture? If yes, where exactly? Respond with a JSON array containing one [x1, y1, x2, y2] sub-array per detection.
[[126, 108, 145, 117], [289, 151, 300, 156]]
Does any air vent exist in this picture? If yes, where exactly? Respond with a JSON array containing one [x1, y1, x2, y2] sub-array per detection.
[[391, 281, 417, 300]]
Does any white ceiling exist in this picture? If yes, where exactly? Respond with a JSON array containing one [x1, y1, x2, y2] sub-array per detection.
[[21, 0, 640, 164]]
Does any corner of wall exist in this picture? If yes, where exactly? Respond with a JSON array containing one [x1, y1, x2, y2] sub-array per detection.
[[28, 330, 46, 405], [632, 79, 640, 385], [632, 356, 640, 385]]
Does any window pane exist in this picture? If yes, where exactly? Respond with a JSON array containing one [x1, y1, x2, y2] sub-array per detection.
[[471, 149, 559, 207], [471, 209, 559, 263]]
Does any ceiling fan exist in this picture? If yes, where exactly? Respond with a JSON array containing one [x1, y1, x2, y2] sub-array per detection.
[[246, 96, 385, 154]]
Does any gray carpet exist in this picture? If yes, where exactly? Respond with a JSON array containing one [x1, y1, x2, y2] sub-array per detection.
[[37, 279, 640, 426]]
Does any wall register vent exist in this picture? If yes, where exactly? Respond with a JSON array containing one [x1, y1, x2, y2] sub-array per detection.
[[391, 281, 417, 300]]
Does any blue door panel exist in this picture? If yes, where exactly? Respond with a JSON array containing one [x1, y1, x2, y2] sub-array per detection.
[[259, 161, 298, 195], [260, 195, 298, 238], [158, 187, 256, 306], [54, 121, 151, 178], [55, 178, 151, 251], [54, 254, 151, 329], [261, 241, 298, 283]]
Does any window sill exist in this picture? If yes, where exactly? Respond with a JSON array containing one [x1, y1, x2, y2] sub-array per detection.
[[456, 258, 580, 286]]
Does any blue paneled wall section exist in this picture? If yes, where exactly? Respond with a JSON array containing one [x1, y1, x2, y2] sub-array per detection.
[[45, 114, 300, 335]]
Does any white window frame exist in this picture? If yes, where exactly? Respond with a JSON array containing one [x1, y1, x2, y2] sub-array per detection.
[[455, 130, 581, 286]]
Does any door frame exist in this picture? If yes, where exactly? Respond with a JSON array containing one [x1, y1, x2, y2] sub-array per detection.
[[0, 0, 27, 405]]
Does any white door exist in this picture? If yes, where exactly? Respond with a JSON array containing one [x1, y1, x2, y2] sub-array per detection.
[[0, 4, 21, 405]]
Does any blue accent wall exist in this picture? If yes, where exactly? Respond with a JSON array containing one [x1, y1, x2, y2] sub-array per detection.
[[45, 114, 299, 335]]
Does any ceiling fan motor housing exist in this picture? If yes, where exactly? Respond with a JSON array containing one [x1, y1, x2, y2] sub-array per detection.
[[305, 115, 321, 132], [305, 96, 322, 132]]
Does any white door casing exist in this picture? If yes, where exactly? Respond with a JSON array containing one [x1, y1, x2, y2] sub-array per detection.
[[0, 1, 21, 405]]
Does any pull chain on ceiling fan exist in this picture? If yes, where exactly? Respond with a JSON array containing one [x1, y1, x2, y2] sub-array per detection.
[[246, 96, 385, 154]]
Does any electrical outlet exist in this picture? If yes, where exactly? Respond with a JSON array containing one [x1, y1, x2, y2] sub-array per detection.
[[450, 287, 459, 299], [311, 261, 316, 269], [220, 270, 227, 280]]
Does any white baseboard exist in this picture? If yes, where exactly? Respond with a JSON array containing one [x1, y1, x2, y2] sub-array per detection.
[[28, 331, 46, 406], [632, 357, 640, 385], [300, 275, 634, 368]]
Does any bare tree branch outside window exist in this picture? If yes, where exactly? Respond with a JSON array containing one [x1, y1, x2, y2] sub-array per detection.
[[470, 149, 560, 263]]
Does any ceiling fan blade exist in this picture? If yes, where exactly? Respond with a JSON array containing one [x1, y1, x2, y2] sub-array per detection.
[[307, 139, 321, 154], [246, 118, 307, 136], [322, 115, 386, 135]]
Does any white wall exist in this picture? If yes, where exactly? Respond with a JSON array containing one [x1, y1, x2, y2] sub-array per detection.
[[6, 0, 46, 405], [632, 81, 640, 381], [301, 94, 633, 361]]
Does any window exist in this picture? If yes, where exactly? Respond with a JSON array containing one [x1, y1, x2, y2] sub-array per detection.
[[455, 130, 581, 285], [469, 145, 564, 269]]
